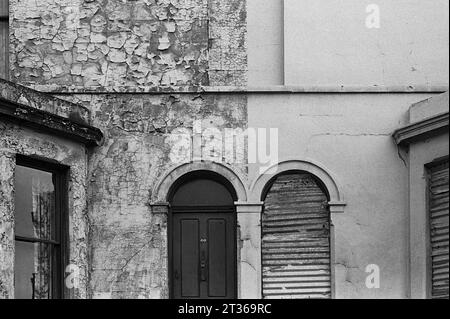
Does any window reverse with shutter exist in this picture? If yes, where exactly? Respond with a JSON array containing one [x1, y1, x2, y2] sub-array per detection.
[[428, 160, 449, 299], [262, 172, 332, 299]]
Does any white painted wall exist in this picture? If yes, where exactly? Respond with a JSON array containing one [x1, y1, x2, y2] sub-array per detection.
[[409, 92, 449, 123], [283, 0, 449, 87], [247, 0, 284, 85], [247, 92, 440, 298]]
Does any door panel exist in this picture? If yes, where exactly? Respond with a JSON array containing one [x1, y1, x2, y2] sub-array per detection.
[[208, 219, 227, 297], [180, 219, 200, 298], [172, 212, 236, 299]]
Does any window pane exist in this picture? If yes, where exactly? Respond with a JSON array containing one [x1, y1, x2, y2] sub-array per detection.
[[15, 165, 55, 240], [0, 20, 7, 80], [0, 0, 8, 16], [14, 241, 53, 299]]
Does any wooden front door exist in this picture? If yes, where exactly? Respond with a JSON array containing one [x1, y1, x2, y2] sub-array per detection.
[[169, 174, 238, 299], [171, 211, 236, 299]]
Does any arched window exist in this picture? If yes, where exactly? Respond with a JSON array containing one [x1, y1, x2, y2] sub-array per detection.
[[261, 171, 332, 299]]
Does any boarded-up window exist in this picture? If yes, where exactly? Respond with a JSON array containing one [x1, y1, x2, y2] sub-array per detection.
[[428, 160, 449, 299], [0, 0, 8, 79], [262, 173, 332, 299]]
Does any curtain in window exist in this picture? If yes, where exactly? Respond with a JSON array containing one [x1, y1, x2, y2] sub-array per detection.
[[31, 178, 54, 299]]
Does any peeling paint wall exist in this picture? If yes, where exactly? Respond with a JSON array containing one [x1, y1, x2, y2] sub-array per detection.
[[0, 122, 90, 299], [0, 79, 95, 299], [0, 151, 15, 299], [6, 0, 248, 299], [9, 0, 447, 302], [10, 0, 247, 90], [0, 78, 90, 124], [3, 0, 447, 301], [57, 93, 247, 298]]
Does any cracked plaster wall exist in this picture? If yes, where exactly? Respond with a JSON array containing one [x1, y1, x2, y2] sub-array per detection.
[[247, 92, 443, 298], [58, 93, 247, 298], [10, 0, 247, 90], [0, 121, 90, 299], [0, 78, 91, 124], [0, 81, 96, 299], [5, 0, 248, 299]]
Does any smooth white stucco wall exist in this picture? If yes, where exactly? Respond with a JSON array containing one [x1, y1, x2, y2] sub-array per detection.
[[247, 0, 284, 85], [410, 92, 450, 123], [247, 92, 439, 298], [283, 0, 449, 87]]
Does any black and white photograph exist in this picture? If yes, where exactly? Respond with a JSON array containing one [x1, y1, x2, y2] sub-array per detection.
[[0, 0, 448, 309]]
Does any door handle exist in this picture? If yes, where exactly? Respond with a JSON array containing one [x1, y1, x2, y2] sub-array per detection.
[[200, 250, 207, 281]]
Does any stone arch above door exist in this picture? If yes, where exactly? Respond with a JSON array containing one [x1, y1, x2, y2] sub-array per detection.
[[150, 161, 248, 205], [250, 160, 346, 213]]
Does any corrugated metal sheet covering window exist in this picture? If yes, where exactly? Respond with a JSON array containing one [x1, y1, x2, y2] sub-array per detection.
[[0, 0, 8, 80], [262, 173, 331, 299], [428, 160, 449, 299]]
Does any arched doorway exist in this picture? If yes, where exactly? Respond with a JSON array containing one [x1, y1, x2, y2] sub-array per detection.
[[168, 171, 237, 299], [261, 171, 332, 299]]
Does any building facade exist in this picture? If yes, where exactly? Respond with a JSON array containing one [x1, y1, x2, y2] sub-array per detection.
[[0, 0, 448, 299]]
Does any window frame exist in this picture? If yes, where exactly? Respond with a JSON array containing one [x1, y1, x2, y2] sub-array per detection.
[[14, 155, 69, 299]]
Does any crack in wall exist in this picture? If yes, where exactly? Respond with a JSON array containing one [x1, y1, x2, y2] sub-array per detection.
[[10, 0, 247, 89]]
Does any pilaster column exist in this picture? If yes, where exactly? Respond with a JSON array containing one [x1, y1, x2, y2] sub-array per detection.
[[235, 202, 264, 299], [327, 200, 346, 298], [149, 202, 170, 299]]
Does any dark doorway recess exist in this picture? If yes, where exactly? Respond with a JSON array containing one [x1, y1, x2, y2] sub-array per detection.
[[169, 171, 237, 299]]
